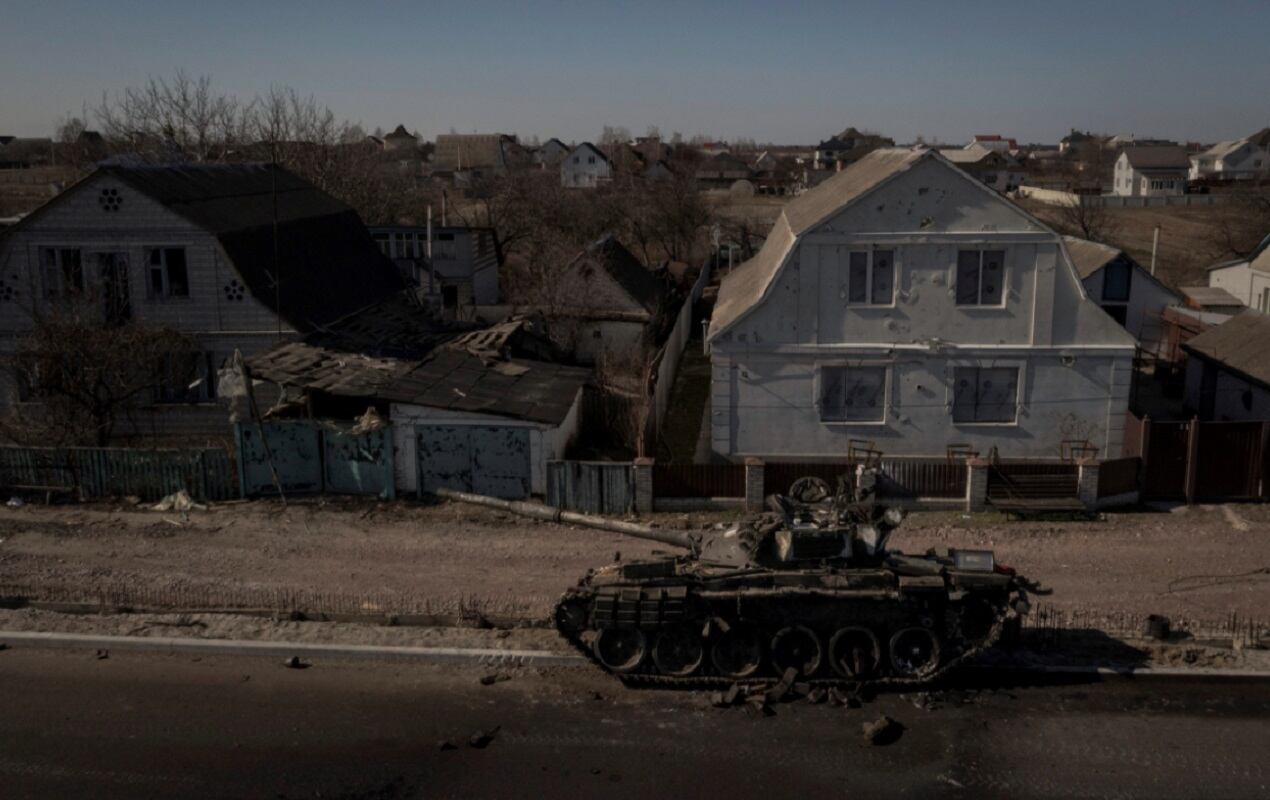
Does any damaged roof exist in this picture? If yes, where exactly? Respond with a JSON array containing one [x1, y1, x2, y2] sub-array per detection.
[[1182, 312, 1270, 390], [709, 147, 928, 338], [95, 163, 407, 332], [249, 304, 589, 425]]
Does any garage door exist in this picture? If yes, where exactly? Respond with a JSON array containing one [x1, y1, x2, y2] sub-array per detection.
[[416, 425, 532, 499]]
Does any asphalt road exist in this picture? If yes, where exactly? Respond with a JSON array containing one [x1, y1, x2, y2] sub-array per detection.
[[1, 646, 1269, 799]]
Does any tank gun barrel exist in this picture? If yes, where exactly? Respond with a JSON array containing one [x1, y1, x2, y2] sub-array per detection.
[[433, 488, 696, 549]]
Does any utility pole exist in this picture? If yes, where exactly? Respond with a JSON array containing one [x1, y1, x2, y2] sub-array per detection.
[[1150, 225, 1160, 276]]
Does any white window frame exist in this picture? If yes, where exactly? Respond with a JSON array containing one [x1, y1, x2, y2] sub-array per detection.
[[146, 247, 190, 300], [954, 249, 1008, 308], [814, 362, 890, 426], [948, 362, 1024, 426], [39, 247, 84, 300], [844, 249, 896, 307]]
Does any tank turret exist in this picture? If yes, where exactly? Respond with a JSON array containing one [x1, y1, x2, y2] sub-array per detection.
[[554, 466, 1029, 685]]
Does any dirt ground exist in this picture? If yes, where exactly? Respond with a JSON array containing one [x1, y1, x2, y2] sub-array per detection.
[[1, 498, 1269, 629]]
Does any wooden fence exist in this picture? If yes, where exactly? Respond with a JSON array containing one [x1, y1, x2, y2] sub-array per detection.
[[0, 446, 238, 502], [1139, 418, 1270, 503], [1097, 457, 1140, 499]]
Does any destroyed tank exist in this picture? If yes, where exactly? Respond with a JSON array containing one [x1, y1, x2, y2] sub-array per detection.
[[554, 468, 1030, 687]]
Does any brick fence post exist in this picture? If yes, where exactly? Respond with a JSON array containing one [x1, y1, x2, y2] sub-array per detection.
[[965, 457, 989, 513], [1077, 458, 1100, 512], [633, 457, 654, 515], [744, 458, 765, 512]]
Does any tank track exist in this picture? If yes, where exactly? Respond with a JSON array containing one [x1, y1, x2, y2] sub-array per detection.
[[552, 586, 1023, 691]]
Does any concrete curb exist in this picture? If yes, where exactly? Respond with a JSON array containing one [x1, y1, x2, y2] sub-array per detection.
[[3, 630, 1270, 680], [0, 630, 585, 668]]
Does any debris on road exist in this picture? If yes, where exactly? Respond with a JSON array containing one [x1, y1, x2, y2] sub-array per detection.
[[479, 672, 511, 686], [6, 497, 24, 508], [283, 656, 310, 669], [152, 490, 206, 513], [94, 648, 108, 660], [468, 726, 500, 749], [438, 739, 457, 752], [862, 715, 902, 746]]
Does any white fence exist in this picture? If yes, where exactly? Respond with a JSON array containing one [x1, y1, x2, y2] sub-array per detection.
[[1017, 186, 1236, 209]]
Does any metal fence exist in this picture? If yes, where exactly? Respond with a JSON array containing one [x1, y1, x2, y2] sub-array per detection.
[[654, 463, 746, 498], [0, 445, 237, 502], [1097, 457, 1140, 498], [546, 461, 634, 514], [235, 421, 395, 499], [763, 459, 966, 499]]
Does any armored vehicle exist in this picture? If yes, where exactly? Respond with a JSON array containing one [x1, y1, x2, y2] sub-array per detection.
[[554, 469, 1029, 687]]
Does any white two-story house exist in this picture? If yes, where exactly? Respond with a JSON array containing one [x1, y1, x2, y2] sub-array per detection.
[[1112, 146, 1190, 197], [706, 148, 1136, 461], [1189, 129, 1270, 182], [0, 162, 405, 438], [561, 143, 611, 188], [1207, 234, 1270, 313]]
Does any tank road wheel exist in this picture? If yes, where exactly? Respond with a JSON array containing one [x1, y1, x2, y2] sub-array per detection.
[[593, 627, 647, 673], [710, 625, 764, 679], [769, 626, 823, 678], [888, 627, 942, 678], [828, 627, 882, 679], [651, 626, 705, 677]]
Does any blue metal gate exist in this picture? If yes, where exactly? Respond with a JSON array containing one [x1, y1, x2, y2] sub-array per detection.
[[546, 461, 634, 514]]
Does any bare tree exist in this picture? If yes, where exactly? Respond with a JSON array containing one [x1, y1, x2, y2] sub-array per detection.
[[1050, 195, 1121, 242], [95, 70, 244, 162], [1207, 188, 1270, 259], [2, 312, 198, 446]]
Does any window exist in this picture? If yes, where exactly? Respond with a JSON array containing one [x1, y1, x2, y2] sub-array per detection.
[[1101, 259, 1132, 302], [846, 250, 894, 305], [393, 232, 417, 259], [373, 233, 391, 256], [819, 366, 887, 423], [147, 248, 189, 298], [434, 232, 457, 260], [952, 367, 1019, 423], [154, 351, 217, 404], [40, 248, 84, 299], [587, 156, 596, 164], [955, 250, 1005, 306]]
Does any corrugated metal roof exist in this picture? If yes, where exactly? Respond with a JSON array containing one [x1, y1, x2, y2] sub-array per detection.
[[1181, 286, 1244, 309], [1181, 311, 1270, 389]]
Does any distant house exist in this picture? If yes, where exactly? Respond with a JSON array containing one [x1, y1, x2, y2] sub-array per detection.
[[695, 154, 751, 190], [1189, 129, 1270, 182], [752, 151, 778, 174], [706, 148, 1135, 461], [1059, 130, 1096, 155], [813, 128, 894, 170], [937, 145, 1024, 193], [551, 235, 675, 364], [642, 160, 673, 181], [561, 143, 611, 188], [1112, 146, 1190, 197], [433, 133, 523, 178], [1063, 236, 1179, 340], [368, 225, 500, 314], [249, 300, 589, 498], [0, 163, 405, 437], [1207, 234, 1270, 312], [532, 138, 570, 167], [969, 134, 1018, 153], [382, 125, 419, 153], [1182, 312, 1270, 421]]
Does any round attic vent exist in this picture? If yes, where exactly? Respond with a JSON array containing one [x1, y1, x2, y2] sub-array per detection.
[[98, 187, 123, 212], [0, 275, 16, 302], [223, 279, 246, 302]]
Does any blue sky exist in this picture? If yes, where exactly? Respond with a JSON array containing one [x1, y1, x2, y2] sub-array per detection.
[[2, 0, 1266, 144]]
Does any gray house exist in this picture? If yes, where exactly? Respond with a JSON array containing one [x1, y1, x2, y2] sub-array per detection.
[[0, 163, 404, 437], [1063, 236, 1180, 341], [561, 143, 611, 188], [1182, 312, 1270, 420], [707, 148, 1136, 461], [368, 224, 500, 315]]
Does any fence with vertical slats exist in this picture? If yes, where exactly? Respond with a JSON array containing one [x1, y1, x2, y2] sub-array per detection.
[[653, 463, 746, 498], [0, 446, 237, 501], [763, 458, 966, 499]]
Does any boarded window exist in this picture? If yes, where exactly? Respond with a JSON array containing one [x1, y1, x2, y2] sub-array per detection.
[[820, 366, 886, 422], [952, 367, 1018, 423], [956, 249, 1005, 305]]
